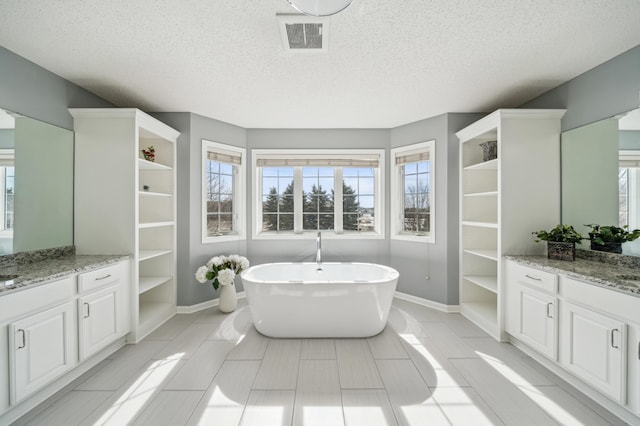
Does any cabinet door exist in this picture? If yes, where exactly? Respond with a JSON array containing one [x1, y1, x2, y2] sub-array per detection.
[[515, 285, 557, 360], [10, 301, 76, 403], [78, 285, 119, 361], [562, 302, 626, 403]]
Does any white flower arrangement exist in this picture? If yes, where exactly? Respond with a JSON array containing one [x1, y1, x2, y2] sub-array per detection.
[[195, 254, 250, 290]]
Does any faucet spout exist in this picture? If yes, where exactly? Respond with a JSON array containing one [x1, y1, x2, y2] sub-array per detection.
[[316, 232, 322, 270]]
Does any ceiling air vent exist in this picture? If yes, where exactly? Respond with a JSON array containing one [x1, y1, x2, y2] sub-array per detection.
[[277, 14, 328, 53]]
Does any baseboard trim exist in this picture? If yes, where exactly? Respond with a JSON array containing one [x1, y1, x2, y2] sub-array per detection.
[[177, 291, 246, 314], [177, 290, 456, 314], [394, 291, 460, 313]]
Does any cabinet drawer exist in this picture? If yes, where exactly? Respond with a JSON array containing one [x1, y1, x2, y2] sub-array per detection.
[[0, 276, 75, 322], [78, 263, 123, 293], [507, 262, 558, 294]]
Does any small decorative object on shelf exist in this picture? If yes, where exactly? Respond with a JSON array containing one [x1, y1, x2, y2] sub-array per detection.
[[141, 145, 155, 162], [143, 185, 150, 191], [195, 254, 250, 313], [479, 140, 497, 162], [532, 224, 583, 261], [584, 224, 640, 254]]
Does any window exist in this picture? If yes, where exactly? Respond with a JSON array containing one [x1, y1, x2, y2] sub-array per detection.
[[391, 141, 435, 243], [0, 149, 14, 235], [619, 150, 640, 229], [202, 140, 245, 242], [253, 149, 384, 238]]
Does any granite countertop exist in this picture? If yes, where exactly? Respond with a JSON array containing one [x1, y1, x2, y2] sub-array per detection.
[[0, 254, 131, 296], [505, 255, 640, 298]]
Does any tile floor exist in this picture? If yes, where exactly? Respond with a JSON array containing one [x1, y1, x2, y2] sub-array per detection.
[[13, 298, 628, 425]]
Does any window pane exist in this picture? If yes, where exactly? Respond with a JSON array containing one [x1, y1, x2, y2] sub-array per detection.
[[343, 213, 359, 231], [220, 162, 233, 175], [359, 195, 374, 209], [319, 194, 334, 212], [304, 196, 318, 212], [303, 214, 318, 230], [280, 195, 294, 213], [279, 214, 294, 231], [319, 214, 333, 230], [402, 159, 430, 235], [417, 161, 429, 173], [263, 193, 278, 212], [263, 177, 278, 194], [263, 214, 277, 231], [279, 178, 294, 195], [205, 157, 235, 237], [220, 195, 233, 213], [358, 177, 374, 195], [404, 163, 417, 175]]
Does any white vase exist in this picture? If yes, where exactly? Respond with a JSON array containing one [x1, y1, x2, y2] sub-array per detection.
[[218, 282, 237, 313]]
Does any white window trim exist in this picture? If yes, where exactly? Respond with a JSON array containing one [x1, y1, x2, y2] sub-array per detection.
[[201, 140, 246, 243], [390, 140, 435, 243], [252, 148, 385, 240]]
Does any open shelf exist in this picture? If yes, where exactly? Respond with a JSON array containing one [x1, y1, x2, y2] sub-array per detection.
[[463, 275, 498, 293], [464, 158, 498, 171], [464, 191, 498, 197], [461, 221, 498, 229], [138, 249, 173, 262], [138, 221, 174, 229], [138, 158, 172, 171], [139, 276, 172, 294], [463, 249, 498, 261], [460, 301, 499, 338], [139, 190, 172, 197], [138, 302, 175, 337]]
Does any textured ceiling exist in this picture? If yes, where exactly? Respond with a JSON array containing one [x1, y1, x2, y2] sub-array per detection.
[[1, 0, 640, 129]]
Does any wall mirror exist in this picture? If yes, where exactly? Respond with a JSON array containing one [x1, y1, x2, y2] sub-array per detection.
[[0, 107, 73, 256], [562, 106, 640, 256]]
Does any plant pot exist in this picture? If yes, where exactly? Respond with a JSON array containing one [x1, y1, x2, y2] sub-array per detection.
[[547, 241, 576, 261], [589, 240, 622, 254], [219, 282, 238, 313]]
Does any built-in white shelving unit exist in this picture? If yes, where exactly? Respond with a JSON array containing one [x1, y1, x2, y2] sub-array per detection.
[[70, 108, 180, 342], [457, 109, 565, 341]]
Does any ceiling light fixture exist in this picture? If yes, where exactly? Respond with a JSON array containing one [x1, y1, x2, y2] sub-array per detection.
[[286, 0, 353, 17]]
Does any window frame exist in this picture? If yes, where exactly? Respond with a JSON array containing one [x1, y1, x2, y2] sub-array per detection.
[[390, 140, 435, 243], [252, 149, 385, 240], [201, 140, 246, 243]]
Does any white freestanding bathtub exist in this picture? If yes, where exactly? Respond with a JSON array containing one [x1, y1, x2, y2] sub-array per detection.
[[241, 262, 399, 338]]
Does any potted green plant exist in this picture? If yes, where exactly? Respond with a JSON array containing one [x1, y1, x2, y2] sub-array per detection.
[[584, 224, 640, 254], [532, 224, 583, 261]]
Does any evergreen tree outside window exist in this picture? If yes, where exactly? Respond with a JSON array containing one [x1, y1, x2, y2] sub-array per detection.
[[254, 150, 384, 238], [262, 167, 295, 231]]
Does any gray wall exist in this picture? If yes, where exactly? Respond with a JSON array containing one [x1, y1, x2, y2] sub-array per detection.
[[0, 46, 113, 130], [390, 113, 483, 305], [522, 45, 640, 131], [153, 112, 247, 306]]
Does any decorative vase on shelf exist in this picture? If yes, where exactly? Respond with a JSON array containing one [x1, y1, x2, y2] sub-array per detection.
[[218, 281, 237, 313]]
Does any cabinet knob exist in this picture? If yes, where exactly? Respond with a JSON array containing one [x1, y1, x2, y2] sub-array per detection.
[[84, 302, 90, 319], [525, 274, 542, 281], [546, 302, 553, 318], [95, 274, 112, 281]]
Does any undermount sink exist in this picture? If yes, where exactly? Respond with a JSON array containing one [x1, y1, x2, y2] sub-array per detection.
[[616, 274, 640, 282]]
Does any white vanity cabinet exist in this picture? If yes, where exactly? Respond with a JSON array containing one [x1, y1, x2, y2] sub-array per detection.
[[505, 262, 558, 360], [504, 259, 640, 422], [0, 259, 131, 423], [9, 299, 76, 404], [77, 262, 130, 361]]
